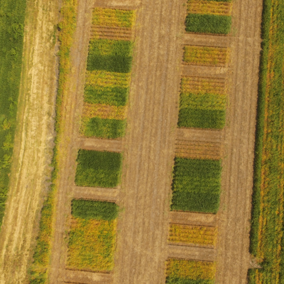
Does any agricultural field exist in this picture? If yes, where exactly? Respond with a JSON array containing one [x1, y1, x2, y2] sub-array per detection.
[[248, 0, 284, 283], [80, 7, 135, 139], [166, 259, 216, 284], [67, 200, 118, 272], [0, 0, 26, 227], [178, 76, 227, 129], [186, 0, 232, 34]]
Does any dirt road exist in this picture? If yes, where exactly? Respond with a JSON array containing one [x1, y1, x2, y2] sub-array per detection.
[[215, 0, 263, 283], [0, 0, 58, 282], [113, 1, 186, 283]]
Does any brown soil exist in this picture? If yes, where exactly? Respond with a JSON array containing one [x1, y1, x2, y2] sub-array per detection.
[[0, 0, 58, 282], [77, 137, 122, 152], [215, 0, 263, 282], [91, 26, 133, 41], [64, 270, 112, 284]]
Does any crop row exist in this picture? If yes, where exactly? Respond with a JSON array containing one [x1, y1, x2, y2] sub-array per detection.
[[184, 46, 230, 67], [188, 0, 233, 16], [169, 224, 217, 247]]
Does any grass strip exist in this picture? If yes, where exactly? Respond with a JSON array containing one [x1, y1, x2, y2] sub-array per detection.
[[87, 39, 133, 73], [67, 217, 116, 272], [75, 150, 122, 188], [185, 14, 231, 34], [178, 108, 226, 129], [171, 158, 221, 213], [0, 0, 26, 228], [72, 199, 118, 220], [28, 0, 77, 282], [166, 278, 214, 284], [82, 117, 126, 139]]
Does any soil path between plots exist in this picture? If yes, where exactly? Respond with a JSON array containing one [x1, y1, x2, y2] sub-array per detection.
[[215, 0, 263, 283], [0, 0, 58, 282], [113, 1, 187, 283]]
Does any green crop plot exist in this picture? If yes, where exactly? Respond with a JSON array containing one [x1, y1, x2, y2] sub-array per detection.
[[71, 199, 118, 220], [171, 158, 222, 213], [185, 14, 231, 35], [75, 150, 122, 188], [87, 39, 133, 73], [82, 117, 126, 139]]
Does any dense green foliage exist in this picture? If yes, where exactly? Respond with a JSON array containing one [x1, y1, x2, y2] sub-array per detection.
[[85, 85, 128, 106], [0, 0, 26, 228], [87, 39, 133, 73], [72, 199, 118, 220], [247, 270, 256, 284], [83, 117, 126, 139], [185, 14, 231, 35], [75, 150, 122, 188], [166, 278, 214, 284], [171, 158, 221, 213], [178, 108, 226, 129]]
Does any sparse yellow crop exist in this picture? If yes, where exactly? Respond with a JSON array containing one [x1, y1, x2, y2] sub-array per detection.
[[169, 224, 217, 246], [188, 0, 232, 16]]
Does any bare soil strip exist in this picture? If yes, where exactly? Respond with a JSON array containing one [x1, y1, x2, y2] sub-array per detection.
[[182, 65, 228, 77], [49, 1, 94, 282], [0, 0, 58, 282], [169, 212, 216, 227], [73, 186, 119, 202], [215, 0, 263, 283], [113, 0, 186, 283], [177, 128, 223, 143], [183, 34, 230, 48], [64, 270, 112, 284], [77, 137, 122, 152], [168, 244, 215, 262], [94, 0, 141, 9]]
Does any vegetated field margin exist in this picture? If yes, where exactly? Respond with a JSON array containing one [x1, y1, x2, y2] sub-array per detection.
[[248, 0, 284, 282], [28, 0, 77, 283], [0, 0, 26, 228]]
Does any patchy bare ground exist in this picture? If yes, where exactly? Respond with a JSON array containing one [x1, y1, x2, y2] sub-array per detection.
[[0, 0, 58, 282]]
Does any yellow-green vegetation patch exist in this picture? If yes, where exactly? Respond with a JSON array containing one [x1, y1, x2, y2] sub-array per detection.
[[84, 70, 130, 106], [166, 258, 215, 284], [93, 7, 136, 28], [81, 117, 126, 139], [183, 46, 229, 66], [75, 150, 122, 188], [187, 0, 232, 16]]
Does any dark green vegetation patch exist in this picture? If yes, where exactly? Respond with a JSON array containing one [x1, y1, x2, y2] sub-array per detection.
[[171, 158, 222, 213], [83, 117, 126, 139], [87, 39, 133, 73], [0, 0, 27, 228], [166, 278, 214, 284], [185, 14, 231, 35], [75, 150, 122, 188], [72, 199, 118, 221], [85, 85, 128, 106]]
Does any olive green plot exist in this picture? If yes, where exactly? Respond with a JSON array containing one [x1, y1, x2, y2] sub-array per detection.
[[171, 158, 222, 213], [75, 150, 122, 188]]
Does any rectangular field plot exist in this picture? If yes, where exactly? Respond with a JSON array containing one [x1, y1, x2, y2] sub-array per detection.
[[188, 0, 232, 16], [67, 200, 118, 272], [178, 77, 227, 129], [183, 46, 230, 66], [87, 39, 133, 73], [169, 224, 217, 247], [166, 258, 216, 284], [171, 158, 222, 213], [75, 150, 122, 188]]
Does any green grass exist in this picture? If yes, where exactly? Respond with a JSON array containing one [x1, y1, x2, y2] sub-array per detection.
[[171, 158, 221, 213], [85, 85, 128, 106], [75, 150, 122, 188], [166, 278, 214, 284], [185, 14, 231, 34], [178, 108, 226, 129], [247, 270, 256, 284], [87, 39, 133, 73], [72, 199, 118, 220], [82, 117, 126, 139], [0, 0, 26, 228]]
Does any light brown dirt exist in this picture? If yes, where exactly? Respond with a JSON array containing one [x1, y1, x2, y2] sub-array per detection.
[[0, 0, 58, 282], [169, 212, 217, 227], [177, 128, 223, 143], [73, 186, 119, 202], [215, 0, 263, 283], [77, 137, 122, 152], [113, 0, 187, 283], [64, 270, 112, 284]]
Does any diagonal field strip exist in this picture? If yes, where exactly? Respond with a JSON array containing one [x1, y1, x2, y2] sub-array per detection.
[[215, 0, 263, 283], [113, 0, 186, 283]]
